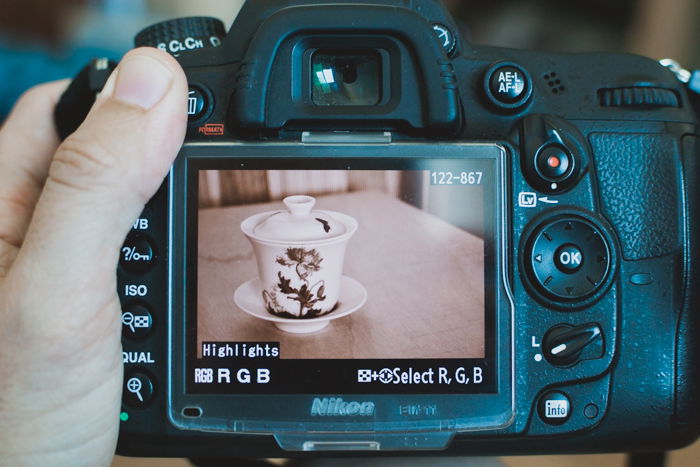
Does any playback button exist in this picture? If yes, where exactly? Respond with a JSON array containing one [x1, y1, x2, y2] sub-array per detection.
[[120, 234, 156, 274]]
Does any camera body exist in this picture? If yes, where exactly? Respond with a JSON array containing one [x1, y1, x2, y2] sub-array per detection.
[[59, 0, 700, 457]]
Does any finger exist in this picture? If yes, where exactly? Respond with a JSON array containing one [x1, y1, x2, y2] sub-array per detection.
[[0, 80, 69, 276], [10, 47, 187, 315]]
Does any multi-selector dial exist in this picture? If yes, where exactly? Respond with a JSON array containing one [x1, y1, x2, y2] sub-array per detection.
[[524, 215, 613, 304]]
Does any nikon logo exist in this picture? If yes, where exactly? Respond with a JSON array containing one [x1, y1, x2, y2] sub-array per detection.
[[310, 397, 375, 416]]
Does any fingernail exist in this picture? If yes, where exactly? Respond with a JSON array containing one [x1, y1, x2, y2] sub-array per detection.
[[113, 55, 173, 109]]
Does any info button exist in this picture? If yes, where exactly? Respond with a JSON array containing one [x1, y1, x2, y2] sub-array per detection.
[[538, 391, 571, 425]]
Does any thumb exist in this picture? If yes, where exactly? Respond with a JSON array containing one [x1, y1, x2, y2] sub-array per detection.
[[14, 48, 187, 301]]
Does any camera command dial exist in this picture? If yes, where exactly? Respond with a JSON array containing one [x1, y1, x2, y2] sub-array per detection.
[[524, 216, 613, 304], [135, 17, 226, 55]]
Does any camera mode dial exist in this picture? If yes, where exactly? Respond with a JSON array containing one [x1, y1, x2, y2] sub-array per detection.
[[135, 17, 226, 55]]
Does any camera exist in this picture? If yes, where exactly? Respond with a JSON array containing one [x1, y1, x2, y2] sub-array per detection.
[[55, 0, 700, 458]]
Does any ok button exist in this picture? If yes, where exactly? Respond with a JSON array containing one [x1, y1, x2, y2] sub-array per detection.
[[555, 244, 584, 273]]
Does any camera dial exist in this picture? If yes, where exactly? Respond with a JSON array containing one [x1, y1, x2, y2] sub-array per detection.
[[135, 17, 226, 56]]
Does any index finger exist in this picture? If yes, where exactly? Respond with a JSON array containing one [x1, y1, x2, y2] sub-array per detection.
[[0, 80, 69, 276]]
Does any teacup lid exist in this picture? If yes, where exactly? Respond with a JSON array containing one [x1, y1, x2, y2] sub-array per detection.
[[252, 195, 347, 241]]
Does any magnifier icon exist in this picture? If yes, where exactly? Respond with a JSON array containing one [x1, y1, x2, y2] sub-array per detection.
[[122, 312, 135, 333], [126, 377, 143, 402]]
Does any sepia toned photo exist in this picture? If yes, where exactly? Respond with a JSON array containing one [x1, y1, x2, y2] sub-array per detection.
[[196, 169, 487, 359]]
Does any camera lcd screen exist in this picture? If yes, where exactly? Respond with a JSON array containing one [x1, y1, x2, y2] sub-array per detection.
[[187, 159, 496, 395]]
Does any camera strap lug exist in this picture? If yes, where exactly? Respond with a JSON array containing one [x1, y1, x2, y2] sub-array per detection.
[[301, 131, 392, 144], [660, 59, 700, 116], [660, 58, 700, 95], [660, 58, 691, 83]]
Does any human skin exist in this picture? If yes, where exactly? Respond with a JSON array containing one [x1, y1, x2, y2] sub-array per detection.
[[0, 47, 187, 466]]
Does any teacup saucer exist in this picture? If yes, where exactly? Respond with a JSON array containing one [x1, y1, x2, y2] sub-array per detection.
[[233, 276, 367, 334]]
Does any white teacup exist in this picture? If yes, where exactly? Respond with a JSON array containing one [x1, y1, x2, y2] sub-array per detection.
[[240, 195, 358, 319]]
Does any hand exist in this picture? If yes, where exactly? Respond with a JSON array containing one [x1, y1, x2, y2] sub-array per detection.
[[0, 48, 187, 465]]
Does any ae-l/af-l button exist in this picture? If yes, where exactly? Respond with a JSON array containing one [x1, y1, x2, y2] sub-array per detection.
[[489, 67, 525, 102], [484, 62, 533, 110]]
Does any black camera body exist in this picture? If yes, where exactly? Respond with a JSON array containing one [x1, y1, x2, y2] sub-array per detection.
[[57, 0, 700, 458]]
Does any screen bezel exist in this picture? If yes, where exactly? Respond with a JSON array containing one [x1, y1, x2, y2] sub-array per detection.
[[168, 142, 514, 436]]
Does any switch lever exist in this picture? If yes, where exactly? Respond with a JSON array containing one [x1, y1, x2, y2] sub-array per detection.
[[543, 323, 603, 366]]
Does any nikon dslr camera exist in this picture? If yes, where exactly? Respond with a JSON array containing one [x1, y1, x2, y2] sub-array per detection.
[[55, 0, 700, 458]]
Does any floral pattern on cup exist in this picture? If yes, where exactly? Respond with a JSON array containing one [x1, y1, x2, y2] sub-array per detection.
[[262, 247, 335, 319]]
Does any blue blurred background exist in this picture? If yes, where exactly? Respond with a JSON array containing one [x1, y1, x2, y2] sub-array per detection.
[[0, 0, 244, 119]]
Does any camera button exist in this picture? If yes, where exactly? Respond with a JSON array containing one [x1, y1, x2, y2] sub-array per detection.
[[121, 304, 153, 340], [484, 63, 532, 110], [535, 144, 573, 183], [538, 391, 571, 425], [187, 86, 208, 121], [120, 234, 156, 274], [554, 244, 584, 274], [123, 371, 154, 408]]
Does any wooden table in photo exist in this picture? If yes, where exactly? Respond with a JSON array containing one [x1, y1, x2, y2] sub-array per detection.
[[197, 191, 485, 359]]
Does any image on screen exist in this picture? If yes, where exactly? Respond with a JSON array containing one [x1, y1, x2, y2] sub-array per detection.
[[195, 169, 487, 364]]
